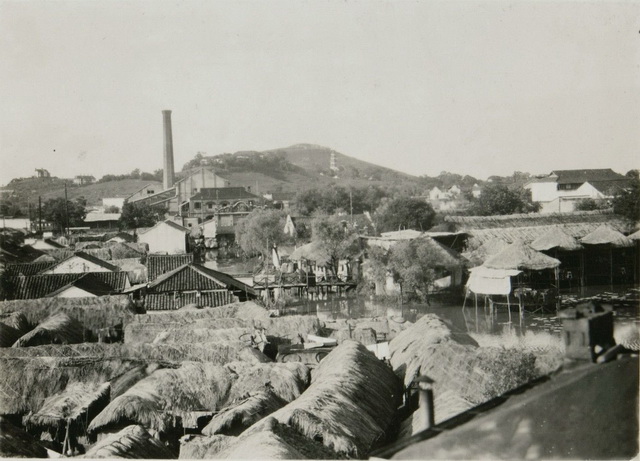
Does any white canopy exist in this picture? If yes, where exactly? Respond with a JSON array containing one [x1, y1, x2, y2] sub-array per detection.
[[466, 267, 522, 296]]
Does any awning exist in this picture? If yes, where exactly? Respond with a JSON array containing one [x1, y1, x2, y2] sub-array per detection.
[[466, 267, 522, 296]]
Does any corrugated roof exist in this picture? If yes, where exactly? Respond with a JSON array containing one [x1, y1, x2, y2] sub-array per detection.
[[146, 254, 194, 281], [191, 187, 260, 201], [8, 271, 129, 299]]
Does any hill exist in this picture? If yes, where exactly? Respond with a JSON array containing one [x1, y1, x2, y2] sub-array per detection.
[[184, 144, 422, 195]]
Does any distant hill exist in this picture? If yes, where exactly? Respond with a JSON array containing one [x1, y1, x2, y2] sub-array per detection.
[[4, 178, 163, 208], [184, 144, 422, 195]]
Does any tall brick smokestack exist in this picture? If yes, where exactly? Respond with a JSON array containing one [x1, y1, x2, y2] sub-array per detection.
[[162, 110, 175, 190]]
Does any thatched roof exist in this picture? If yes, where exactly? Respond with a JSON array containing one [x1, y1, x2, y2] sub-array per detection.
[[23, 382, 110, 432], [179, 434, 237, 459], [83, 424, 175, 458], [628, 229, 640, 241], [0, 311, 29, 332], [13, 313, 86, 347], [462, 238, 510, 267], [89, 361, 310, 436], [290, 241, 331, 266], [202, 389, 287, 436], [446, 210, 630, 231], [0, 416, 49, 458], [530, 227, 583, 251], [580, 224, 634, 247], [0, 355, 154, 416], [246, 340, 402, 457], [483, 241, 561, 270], [0, 295, 137, 339], [0, 323, 23, 347]]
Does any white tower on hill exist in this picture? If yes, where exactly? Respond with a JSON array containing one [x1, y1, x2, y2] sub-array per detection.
[[330, 152, 338, 172]]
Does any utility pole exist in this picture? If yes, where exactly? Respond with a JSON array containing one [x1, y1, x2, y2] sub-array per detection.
[[38, 196, 42, 232], [64, 181, 69, 235], [350, 188, 353, 224]]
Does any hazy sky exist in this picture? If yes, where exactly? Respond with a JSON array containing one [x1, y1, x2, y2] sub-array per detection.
[[1, 0, 638, 186]]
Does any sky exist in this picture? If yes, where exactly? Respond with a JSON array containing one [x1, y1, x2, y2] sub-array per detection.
[[1, 0, 638, 186]]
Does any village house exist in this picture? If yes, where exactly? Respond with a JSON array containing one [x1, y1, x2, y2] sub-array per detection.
[[426, 185, 468, 211], [73, 175, 95, 185], [143, 263, 256, 310], [41, 251, 120, 274], [6, 271, 130, 300], [83, 212, 121, 230], [125, 183, 162, 203], [137, 220, 189, 254], [524, 169, 630, 213], [146, 254, 194, 281]]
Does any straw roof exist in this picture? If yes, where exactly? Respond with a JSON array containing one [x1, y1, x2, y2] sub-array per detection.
[[462, 238, 510, 267], [483, 241, 561, 270], [290, 241, 331, 266], [179, 434, 237, 459], [13, 312, 86, 347], [23, 382, 110, 433], [0, 311, 29, 332], [247, 340, 402, 457], [580, 224, 634, 247], [0, 323, 22, 347], [628, 229, 640, 240], [530, 227, 583, 251], [89, 361, 310, 436], [0, 416, 49, 458], [83, 424, 175, 458], [0, 355, 153, 416], [0, 296, 137, 340], [202, 389, 288, 436]]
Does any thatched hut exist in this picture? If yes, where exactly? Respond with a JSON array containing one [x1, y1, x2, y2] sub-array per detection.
[[0, 323, 23, 347], [179, 434, 237, 459], [0, 295, 137, 342], [580, 225, 636, 286], [245, 340, 402, 457], [0, 311, 30, 333], [126, 320, 249, 344], [88, 361, 310, 437], [83, 424, 175, 458], [13, 313, 86, 347], [0, 416, 49, 458], [389, 314, 537, 404], [0, 355, 157, 416], [23, 382, 110, 450], [202, 389, 288, 436], [531, 227, 583, 288]]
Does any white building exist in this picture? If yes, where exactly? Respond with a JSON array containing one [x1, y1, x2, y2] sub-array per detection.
[[42, 252, 119, 274], [525, 169, 629, 213], [138, 220, 189, 254]]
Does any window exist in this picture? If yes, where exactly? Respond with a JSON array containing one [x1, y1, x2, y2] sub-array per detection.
[[147, 189, 154, 195], [194, 202, 201, 209]]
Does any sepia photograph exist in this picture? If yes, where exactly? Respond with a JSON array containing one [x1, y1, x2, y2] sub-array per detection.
[[0, 0, 638, 459]]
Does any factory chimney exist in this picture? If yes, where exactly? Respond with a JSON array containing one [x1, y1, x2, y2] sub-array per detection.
[[162, 110, 175, 190]]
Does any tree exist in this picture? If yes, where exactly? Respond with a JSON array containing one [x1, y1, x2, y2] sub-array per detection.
[[104, 205, 120, 213], [612, 177, 640, 222], [387, 239, 441, 303], [119, 202, 165, 229], [41, 198, 86, 233], [312, 215, 360, 274], [374, 196, 436, 232], [235, 209, 287, 259], [468, 184, 540, 216], [574, 198, 608, 212]]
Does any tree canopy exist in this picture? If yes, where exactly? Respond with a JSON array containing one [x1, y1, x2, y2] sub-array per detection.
[[312, 215, 360, 273], [467, 184, 539, 216], [374, 196, 436, 232], [612, 177, 640, 222], [295, 185, 389, 216], [235, 209, 287, 259], [41, 197, 86, 233], [119, 202, 165, 229]]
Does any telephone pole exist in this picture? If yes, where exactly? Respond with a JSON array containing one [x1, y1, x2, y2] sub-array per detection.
[[64, 181, 69, 235]]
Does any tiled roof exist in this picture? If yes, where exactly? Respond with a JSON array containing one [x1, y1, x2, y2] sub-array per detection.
[[144, 291, 236, 310], [47, 273, 119, 297], [552, 169, 625, 184], [444, 210, 628, 230], [8, 271, 129, 299], [4, 261, 56, 276], [146, 254, 194, 281], [49, 251, 119, 272], [191, 187, 260, 201], [147, 263, 256, 297]]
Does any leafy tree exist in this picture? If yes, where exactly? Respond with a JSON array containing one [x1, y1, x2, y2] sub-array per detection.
[[387, 239, 441, 303], [612, 177, 640, 222], [0, 199, 24, 217], [119, 202, 165, 229], [104, 205, 120, 213], [374, 196, 436, 232], [312, 214, 360, 274], [235, 209, 287, 259], [42, 198, 86, 233], [468, 184, 539, 216], [574, 198, 609, 212]]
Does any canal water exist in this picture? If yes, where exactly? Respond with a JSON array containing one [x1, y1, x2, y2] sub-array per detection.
[[204, 257, 639, 339]]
